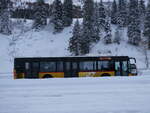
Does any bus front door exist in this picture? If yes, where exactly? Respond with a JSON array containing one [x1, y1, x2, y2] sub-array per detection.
[[32, 62, 39, 78], [115, 61, 128, 76], [25, 62, 39, 78], [64, 62, 78, 77]]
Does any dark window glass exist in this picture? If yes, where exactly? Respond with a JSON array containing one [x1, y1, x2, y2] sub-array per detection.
[[57, 61, 63, 72], [66, 62, 71, 71], [72, 62, 78, 70], [32, 62, 39, 72], [40, 62, 56, 72], [33, 62, 39, 69], [79, 61, 96, 71], [98, 61, 113, 71], [16, 62, 25, 73]]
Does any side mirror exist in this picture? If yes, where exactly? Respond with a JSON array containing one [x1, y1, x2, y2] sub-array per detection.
[[130, 58, 136, 63]]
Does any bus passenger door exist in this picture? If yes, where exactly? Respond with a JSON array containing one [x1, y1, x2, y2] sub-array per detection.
[[25, 62, 39, 78], [115, 61, 121, 76], [64, 62, 78, 77], [72, 62, 78, 77], [32, 62, 39, 78], [64, 62, 71, 77], [122, 61, 128, 76], [115, 61, 128, 76]]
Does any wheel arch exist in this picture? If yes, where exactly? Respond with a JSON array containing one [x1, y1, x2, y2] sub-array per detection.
[[43, 74, 53, 78]]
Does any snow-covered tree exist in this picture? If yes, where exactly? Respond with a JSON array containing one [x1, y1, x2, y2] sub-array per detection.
[[98, 0, 106, 29], [143, 1, 150, 49], [114, 26, 121, 44], [33, 0, 47, 30], [127, 0, 141, 45], [128, 0, 139, 25], [117, 0, 127, 27], [0, 0, 12, 35], [91, 2, 101, 43], [139, 0, 146, 16], [111, 0, 118, 24], [51, 0, 63, 33], [104, 18, 112, 44], [81, 0, 94, 54], [139, 0, 146, 29], [62, 0, 73, 27], [68, 20, 82, 55]]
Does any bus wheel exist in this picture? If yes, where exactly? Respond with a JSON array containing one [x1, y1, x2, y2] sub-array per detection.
[[101, 73, 111, 77], [43, 74, 53, 78]]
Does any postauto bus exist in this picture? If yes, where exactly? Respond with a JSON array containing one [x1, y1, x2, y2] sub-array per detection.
[[14, 56, 137, 79]]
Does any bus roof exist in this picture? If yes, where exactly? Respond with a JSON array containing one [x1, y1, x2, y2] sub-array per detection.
[[14, 56, 130, 61]]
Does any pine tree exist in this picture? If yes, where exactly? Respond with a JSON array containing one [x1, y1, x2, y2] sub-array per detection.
[[104, 18, 112, 44], [139, 0, 146, 29], [92, 2, 101, 43], [128, 0, 139, 25], [68, 20, 81, 55], [98, 0, 106, 29], [62, 0, 73, 27], [139, 0, 146, 16], [117, 0, 127, 27], [143, 1, 150, 49], [0, 0, 12, 35], [127, 0, 141, 45], [51, 0, 63, 33], [81, 0, 94, 54], [33, 0, 47, 30], [111, 0, 118, 24]]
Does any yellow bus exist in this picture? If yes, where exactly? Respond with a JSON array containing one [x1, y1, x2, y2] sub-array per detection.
[[14, 56, 137, 79]]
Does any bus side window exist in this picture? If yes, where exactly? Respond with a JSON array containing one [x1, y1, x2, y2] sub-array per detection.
[[98, 61, 110, 71], [79, 61, 96, 71], [40, 62, 56, 72], [72, 62, 78, 70], [57, 61, 63, 72]]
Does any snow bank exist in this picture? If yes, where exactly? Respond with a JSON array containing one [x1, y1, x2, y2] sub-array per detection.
[[0, 76, 150, 113]]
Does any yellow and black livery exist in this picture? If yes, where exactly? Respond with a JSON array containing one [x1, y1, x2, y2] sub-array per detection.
[[14, 56, 137, 79]]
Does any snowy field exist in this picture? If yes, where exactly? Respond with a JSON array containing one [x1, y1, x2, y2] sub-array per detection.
[[0, 17, 150, 113], [0, 75, 150, 113]]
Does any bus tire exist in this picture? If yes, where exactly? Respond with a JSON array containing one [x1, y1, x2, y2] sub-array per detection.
[[101, 73, 111, 77], [43, 74, 53, 78]]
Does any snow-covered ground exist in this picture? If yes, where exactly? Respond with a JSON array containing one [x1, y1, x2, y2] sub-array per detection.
[[0, 75, 150, 113]]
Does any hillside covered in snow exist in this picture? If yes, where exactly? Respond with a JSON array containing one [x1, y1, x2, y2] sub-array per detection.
[[0, 19, 149, 74], [0, 0, 150, 75]]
